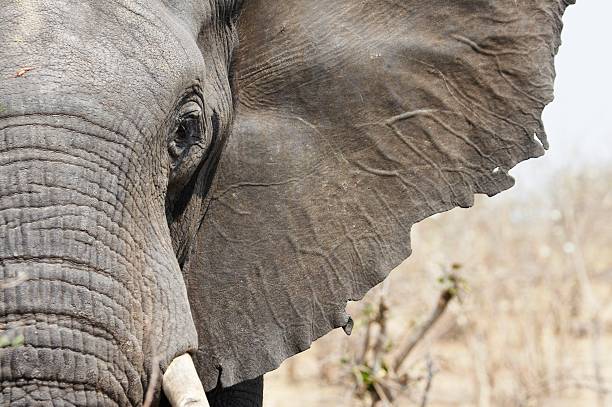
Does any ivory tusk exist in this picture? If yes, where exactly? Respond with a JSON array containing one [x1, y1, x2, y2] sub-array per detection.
[[162, 354, 210, 407]]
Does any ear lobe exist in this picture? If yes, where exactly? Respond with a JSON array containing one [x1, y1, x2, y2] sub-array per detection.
[[186, 0, 573, 390]]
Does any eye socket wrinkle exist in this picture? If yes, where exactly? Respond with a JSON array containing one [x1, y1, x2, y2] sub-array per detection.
[[168, 97, 208, 161], [221, 0, 245, 26]]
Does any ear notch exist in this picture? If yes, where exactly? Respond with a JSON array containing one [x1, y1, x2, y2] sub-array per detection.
[[186, 0, 574, 390]]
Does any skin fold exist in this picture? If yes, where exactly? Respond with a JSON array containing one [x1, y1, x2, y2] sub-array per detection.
[[0, 0, 573, 405]]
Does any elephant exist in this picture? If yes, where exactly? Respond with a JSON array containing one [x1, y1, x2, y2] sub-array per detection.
[[0, 0, 576, 405]]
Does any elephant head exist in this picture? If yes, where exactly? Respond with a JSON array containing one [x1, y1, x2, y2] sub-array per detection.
[[0, 0, 573, 405]]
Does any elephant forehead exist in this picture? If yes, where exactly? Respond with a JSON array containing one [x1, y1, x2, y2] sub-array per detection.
[[0, 0, 206, 120]]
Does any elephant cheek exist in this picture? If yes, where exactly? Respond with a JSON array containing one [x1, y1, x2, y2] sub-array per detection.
[[0, 124, 198, 405]]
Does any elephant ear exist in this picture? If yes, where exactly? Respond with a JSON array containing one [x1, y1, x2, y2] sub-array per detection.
[[187, 0, 573, 389]]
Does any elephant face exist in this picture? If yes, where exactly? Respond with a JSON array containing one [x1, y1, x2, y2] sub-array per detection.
[[0, 0, 238, 404], [0, 0, 573, 405]]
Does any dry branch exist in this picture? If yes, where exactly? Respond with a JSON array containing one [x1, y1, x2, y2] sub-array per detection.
[[348, 272, 460, 406], [393, 275, 459, 372], [419, 355, 435, 407]]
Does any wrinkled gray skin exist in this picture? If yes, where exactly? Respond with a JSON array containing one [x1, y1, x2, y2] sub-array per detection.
[[0, 1, 240, 405], [0, 0, 573, 405]]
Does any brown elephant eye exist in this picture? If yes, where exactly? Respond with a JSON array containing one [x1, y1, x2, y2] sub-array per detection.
[[165, 100, 216, 222], [169, 101, 206, 164]]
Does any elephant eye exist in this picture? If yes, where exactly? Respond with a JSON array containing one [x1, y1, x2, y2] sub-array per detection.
[[168, 101, 209, 166]]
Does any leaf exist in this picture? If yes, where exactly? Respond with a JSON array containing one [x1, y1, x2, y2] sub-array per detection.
[[0, 334, 25, 348], [360, 367, 374, 386], [11, 334, 24, 347], [0, 336, 9, 348]]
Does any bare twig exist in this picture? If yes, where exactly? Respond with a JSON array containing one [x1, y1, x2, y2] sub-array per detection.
[[393, 275, 459, 372], [419, 355, 435, 407], [372, 297, 389, 373], [372, 382, 393, 407], [359, 309, 375, 366], [552, 377, 612, 394]]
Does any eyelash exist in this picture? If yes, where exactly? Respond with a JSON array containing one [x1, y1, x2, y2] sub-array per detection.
[[169, 103, 205, 164]]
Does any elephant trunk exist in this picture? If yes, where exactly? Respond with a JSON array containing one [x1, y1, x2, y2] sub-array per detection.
[[0, 123, 198, 405], [0, 267, 142, 405], [0, 229, 144, 404]]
